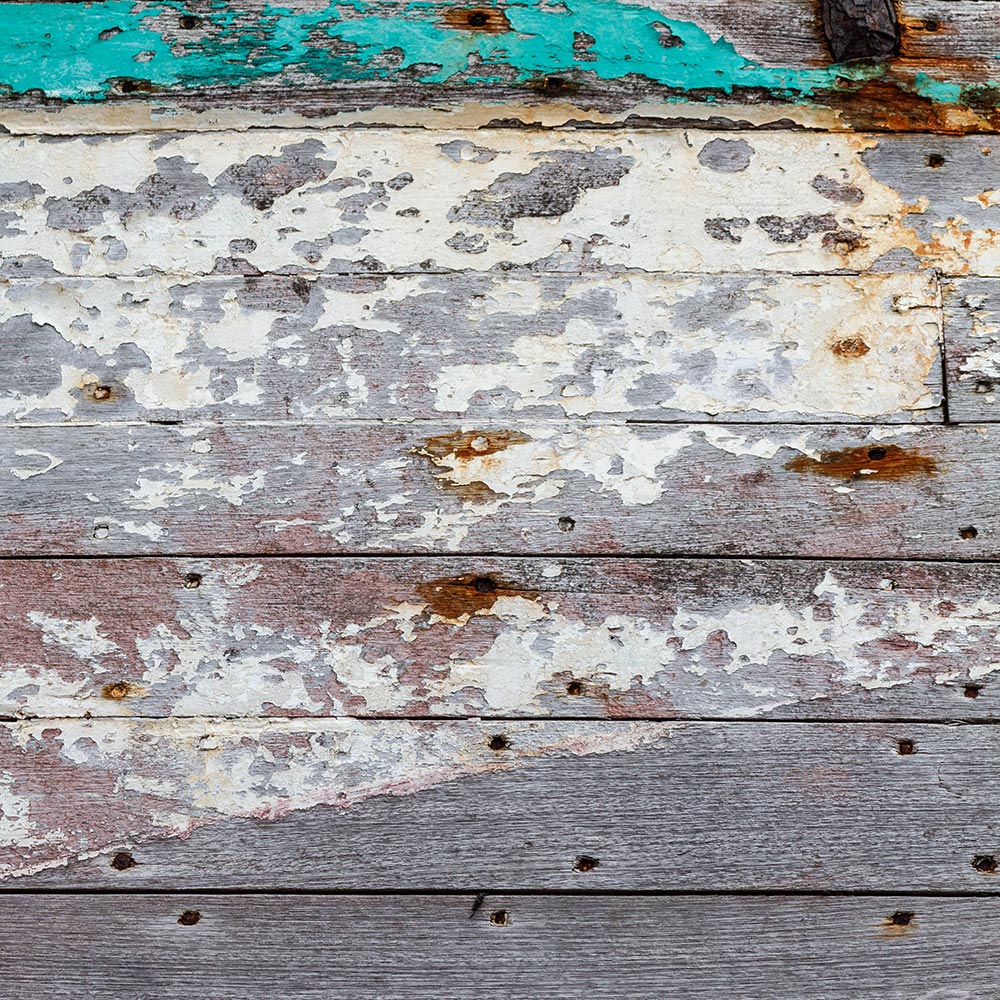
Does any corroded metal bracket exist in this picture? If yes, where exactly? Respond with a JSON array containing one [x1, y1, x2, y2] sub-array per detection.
[[821, 0, 899, 62]]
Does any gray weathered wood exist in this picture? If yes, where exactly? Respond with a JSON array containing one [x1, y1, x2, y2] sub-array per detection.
[[0, 893, 993, 999], [0, 272, 943, 423], [9, 721, 1000, 890], [1, 129, 998, 278], [0, 422, 992, 558], [943, 278, 1000, 421], [4, 556, 997, 721]]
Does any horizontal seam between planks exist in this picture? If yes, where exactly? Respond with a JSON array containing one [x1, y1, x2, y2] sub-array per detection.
[[3, 551, 1000, 566], [0, 716, 988, 725], [2, 887, 1000, 899]]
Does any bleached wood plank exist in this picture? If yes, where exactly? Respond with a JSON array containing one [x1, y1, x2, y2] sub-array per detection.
[[4, 557, 995, 721], [0, 893, 993, 1000], [0, 422, 991, 558], [7, 720, 1000, 890], [0, 272, 942, 423], [1, 128, 998, 278]]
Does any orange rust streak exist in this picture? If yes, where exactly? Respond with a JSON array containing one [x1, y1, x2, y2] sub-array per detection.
[[785, 444, 938, 480], [441, 7, 512, 33], [416, 574, 539, 620], [831, 337, 870, 359], [417, 429, 532, 503]]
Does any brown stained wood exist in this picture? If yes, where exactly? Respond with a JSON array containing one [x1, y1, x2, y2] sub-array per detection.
[[0, 894, 995, 999], [0, 421, 994, 559], [0, 272, 943, 424], [3, 128, 1000, 279], [7, 721, 1000, 891], [3, 557, 999, 721]]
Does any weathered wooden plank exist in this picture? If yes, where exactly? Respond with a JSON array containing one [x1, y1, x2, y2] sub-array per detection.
[[0, 422, 993, 558], [7, 720, 1000, 890], [3, 1, 1000, 133], [2, 129, 999, 278], [5, 557, 998, 721], [0, 893, 994, 1000], [942, 278, 1000, 421], [0, 272, 942, 423]]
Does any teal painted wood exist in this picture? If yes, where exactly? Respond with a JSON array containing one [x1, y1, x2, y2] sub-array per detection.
[[0, 1, 993, 129]]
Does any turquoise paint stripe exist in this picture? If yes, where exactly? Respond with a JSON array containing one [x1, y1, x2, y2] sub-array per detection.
[[0, 0, 968, 106]]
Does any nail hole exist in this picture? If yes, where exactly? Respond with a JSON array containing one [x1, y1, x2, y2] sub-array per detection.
[[179, 15, 201, 29], [177, 910, 201, 925], [93, 524, 110, 539], [926, 154, 946, 168], [889, 910, 914, 926], [102, 681, 132, 701], [183, 572, 203, 589], [467, 10, 488, 26], [964, 683, 983, 699], [90, 385, 113, 402], [573, 855, 600, 872], [119, 79, 138, 93], [489, 909, 510, 926], [867, 447, 887, 461], [558, 516, 575, 532], [960, 526, 979, 540], [488, 734, 510, 752], [110, 851, 136, 871], [544, 76, 566, 91], [975, 380, 995, 394], [473, 576, 495, 594], [897, 738, 916, 755], [919, 18, 940, 32], [566, 680, 584, 696], [973, 854, 998, 873]]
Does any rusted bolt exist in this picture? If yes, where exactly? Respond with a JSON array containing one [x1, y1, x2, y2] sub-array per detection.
[[177, 910, 201, 925], [488, 734, 510, 752], [473, 576, 495, 594], [960, 526, 979, 540], [888, 910, 914, 926], [573, 855, 600, 872], [558, 516, 575, 532], [897, 738, 916, 755], [489, 910, 510, 926], [102, 681, 131, 701], [110, 851, 136, 871], [867, 447, 887, 461], [183, 572, 203, 589], [926, 153, 946, 168], [179, 14, 200, 29], [964, 683, 983, 699], [973, 854, 998, 874], [90, 385, 113, 402], [566, 680, 584, 696]]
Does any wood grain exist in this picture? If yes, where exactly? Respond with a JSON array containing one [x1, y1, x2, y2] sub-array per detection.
[[8, 721, 1000, 891], [2, 129, 999, 278], [4, 1, 1000, 133], [4, 556, 996, 721], [0, 893, 995, 999], [943, 278, 1000, 421], [0, 422, 992, 559], [0, 272, 942, 424]]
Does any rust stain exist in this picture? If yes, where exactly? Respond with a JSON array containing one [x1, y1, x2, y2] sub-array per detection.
[[879, 910, 917, 938], [441, 7, 512, 32], [76, 379, 125, 404], [786, 444, 938, 480], [417, 573, 539, 620], [831, 337, 871, 358], [416, 429, 532, 503], [101, 681, 139, 700]]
